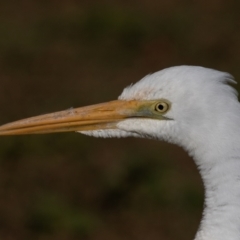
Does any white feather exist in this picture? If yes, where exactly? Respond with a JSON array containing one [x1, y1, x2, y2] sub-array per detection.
[[81, 66, 240, 240]]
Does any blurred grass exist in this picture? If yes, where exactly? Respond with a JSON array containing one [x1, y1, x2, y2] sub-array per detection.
[[0, 1, 239, 240], [26, 193, 98, 237]]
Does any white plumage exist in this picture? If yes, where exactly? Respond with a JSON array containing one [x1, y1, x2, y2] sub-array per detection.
[[1, 66, 240, 240]]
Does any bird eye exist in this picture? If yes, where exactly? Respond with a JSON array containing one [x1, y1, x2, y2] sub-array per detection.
[[155, 102, 169, 113]]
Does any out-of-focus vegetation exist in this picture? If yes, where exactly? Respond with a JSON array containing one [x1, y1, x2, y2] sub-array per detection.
[[0, 1, 239, 240]]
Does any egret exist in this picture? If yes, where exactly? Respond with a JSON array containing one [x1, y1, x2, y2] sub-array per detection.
[[0, 66, 240, 240]]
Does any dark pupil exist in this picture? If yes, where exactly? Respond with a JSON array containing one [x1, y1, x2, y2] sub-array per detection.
[[158, 104, 164, 110]]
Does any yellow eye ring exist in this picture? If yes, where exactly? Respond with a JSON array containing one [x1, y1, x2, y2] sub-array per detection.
[[155, 102, 169, 113]]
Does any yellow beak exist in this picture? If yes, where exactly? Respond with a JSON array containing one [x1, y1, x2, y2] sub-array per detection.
[[0, 100, 167, 135]]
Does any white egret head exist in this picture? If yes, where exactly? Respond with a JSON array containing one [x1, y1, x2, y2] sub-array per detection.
[[81, 66, 238, 155], [0, 66, 237, 147]]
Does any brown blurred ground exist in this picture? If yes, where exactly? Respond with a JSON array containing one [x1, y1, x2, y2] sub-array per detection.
[[0, 1, 239, 240]]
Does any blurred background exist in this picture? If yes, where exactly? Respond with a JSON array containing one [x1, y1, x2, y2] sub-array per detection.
[[0, 1, 240, 240]]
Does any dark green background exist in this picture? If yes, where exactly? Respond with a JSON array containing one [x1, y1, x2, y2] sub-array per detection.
[[0, 1, 239, 240]]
